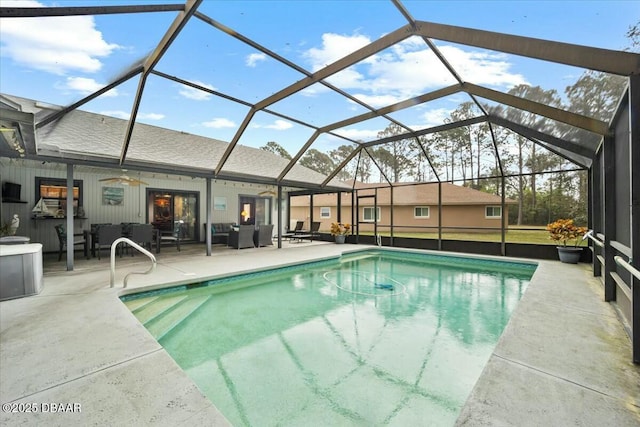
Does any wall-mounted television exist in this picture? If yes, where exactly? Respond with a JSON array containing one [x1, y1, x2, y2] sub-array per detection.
[[1, 182, 22, 202]]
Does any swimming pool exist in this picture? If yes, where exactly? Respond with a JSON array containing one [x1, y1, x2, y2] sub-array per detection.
[[122, 250, 536, 426]]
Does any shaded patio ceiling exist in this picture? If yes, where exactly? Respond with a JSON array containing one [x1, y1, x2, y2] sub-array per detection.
[[1, 0, 638, 191]]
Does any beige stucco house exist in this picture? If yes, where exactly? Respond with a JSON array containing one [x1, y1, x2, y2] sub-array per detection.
[[290, 181, 515, 234]]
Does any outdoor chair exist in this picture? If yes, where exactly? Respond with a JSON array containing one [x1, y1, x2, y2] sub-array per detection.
[[255, 224, 274, 247], [291, 221, 321, 243], [54, 224, 88, 261], [94, 224, 122, 260], [120, 222, 138, 238], [157, 220, 183, 252], [282, 220, 304, 240], [128, 224, 154, 256], [229, 225, 255, 249], [310, 221, 321, 239]]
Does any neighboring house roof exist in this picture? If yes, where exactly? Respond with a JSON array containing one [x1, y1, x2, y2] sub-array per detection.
[[291, 181, 515, 206], [0, 94, 350, 191]]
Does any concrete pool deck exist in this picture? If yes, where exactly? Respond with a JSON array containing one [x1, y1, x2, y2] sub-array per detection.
[[1, 242, 638, 426]]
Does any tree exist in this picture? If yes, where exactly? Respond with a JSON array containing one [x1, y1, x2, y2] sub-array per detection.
[[374, 123, 416, 182], [625, 20, 639, 52], [491, 85, 564, 225], [357, 149, 373, 183], [299, 149, 335, 176], [260, 141, 292, 159], [564, 71, 626, 122], [328, 144, 358, 181]]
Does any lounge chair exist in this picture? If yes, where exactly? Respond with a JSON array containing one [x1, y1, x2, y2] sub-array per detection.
[[282, 220, 304, 240], [291, 222, 321, 243]]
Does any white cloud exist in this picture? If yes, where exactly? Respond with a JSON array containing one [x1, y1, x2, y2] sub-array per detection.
[[100, 110, 130, 120], [138, 113, 164, 121], [301, 34, 528, 108], [333, 127, 381, 141], [438, 45, 527, 88], [178, 80, 215, 101], [302, 33, 372, 90], [246, 52, 266, 67], [0, 0, 120, 75], [251, 119, 293, 131], [420, 108, 454, 128], [303, 33, 372, 71], [60, 77, 118, 96], [350, 93, 404, 108], [265, 119, 293, 130], [203, 118, 236, 128]]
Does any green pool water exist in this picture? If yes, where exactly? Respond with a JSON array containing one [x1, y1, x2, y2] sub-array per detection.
[[122, 250, 536, 426]]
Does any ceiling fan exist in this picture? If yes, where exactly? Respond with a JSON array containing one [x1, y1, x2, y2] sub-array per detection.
[[99, 171, 148, 186]]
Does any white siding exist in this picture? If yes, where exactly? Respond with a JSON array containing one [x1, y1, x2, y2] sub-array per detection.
[[1, 160, 283, 252]]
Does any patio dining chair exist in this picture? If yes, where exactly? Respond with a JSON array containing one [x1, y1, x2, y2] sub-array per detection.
[[54, 224, 89, 261], [94, 224, 122, 260], [128, 224, 154, 256], [157, 220, 183, 252]]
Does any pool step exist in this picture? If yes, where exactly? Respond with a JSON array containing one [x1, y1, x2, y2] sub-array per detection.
[[123, 296, 159, 313], [134, 295, 189, 325], [146, 295, 212, 340]]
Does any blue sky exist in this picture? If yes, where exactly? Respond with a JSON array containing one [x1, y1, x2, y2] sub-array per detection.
[[1, 0, 638, 158]]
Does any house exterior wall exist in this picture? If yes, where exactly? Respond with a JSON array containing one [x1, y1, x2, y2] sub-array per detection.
[[291, 203, 507, 234], [0, 160, 279, 252]]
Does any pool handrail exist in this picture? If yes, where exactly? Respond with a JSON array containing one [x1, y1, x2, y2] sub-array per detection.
[[614, 255, 640, 281], [583, 229, 604, 248], [110, 237, 157, 288]]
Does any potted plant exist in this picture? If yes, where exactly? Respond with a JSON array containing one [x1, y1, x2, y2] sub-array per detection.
[[330, 222, 350, 244], [546, 218, 587, 263]]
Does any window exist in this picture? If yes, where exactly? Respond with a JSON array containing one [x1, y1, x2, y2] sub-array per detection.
[[363, 207, 381, 222], [320, 207, 331, 218], [485, 206, 502, 218], [34, 177, 83, 217], [414, 206, 430, 218]]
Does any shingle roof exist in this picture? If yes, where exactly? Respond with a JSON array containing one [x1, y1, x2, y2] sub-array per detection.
[[2, 94, 349, 190], [291, 181, 514, 206]]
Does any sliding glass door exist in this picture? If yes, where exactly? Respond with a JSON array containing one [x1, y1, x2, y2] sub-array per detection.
[[148, 189, 199, 241]]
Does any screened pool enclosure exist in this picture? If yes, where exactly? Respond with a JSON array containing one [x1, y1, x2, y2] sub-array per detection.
[[0, 1, 638, 362]]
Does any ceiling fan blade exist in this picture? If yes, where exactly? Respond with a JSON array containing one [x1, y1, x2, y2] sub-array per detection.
[[127, 178, 148, 186], [98, 175, 148, 186]]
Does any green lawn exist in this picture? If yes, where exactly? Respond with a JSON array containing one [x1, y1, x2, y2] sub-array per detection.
[[356, 227, 588, 246]]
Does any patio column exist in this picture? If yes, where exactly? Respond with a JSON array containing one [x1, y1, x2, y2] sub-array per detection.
[[65, 164, 75, 271], [589, 165, 602, 277], [501, 175, 506, 256], [629, 74, 640, 363], [205, 177, 212, 256], [277, 185, 282, 249], [437, 182, 442, 251], [602, 134, 616, 302]]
